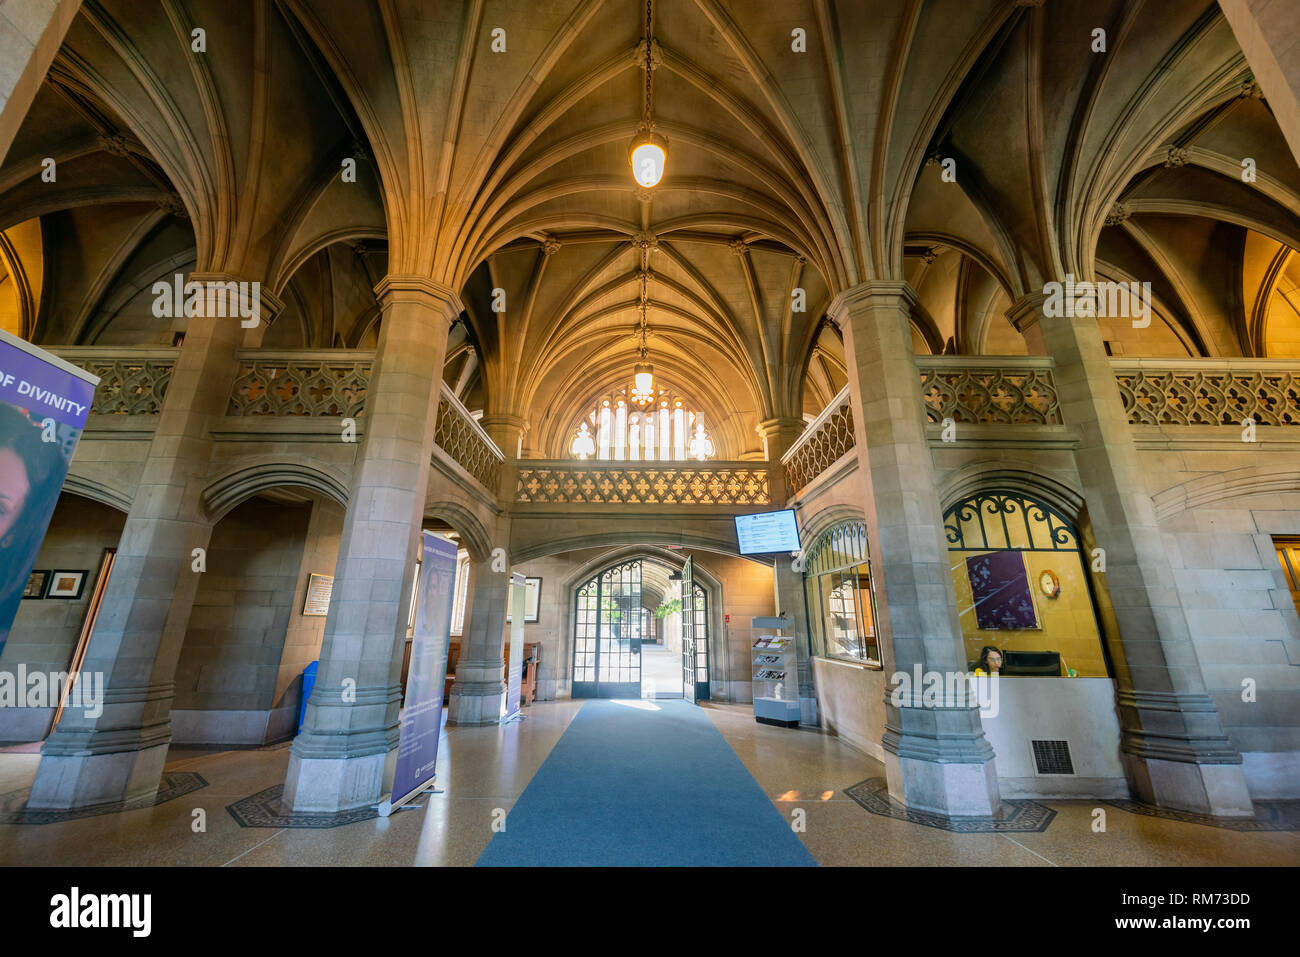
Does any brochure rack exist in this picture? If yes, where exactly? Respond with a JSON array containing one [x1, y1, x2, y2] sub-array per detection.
[[751, 615, 800, 727]]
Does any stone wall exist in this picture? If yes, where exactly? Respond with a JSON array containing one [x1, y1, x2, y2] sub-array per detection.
[[1141, 447, 1300, 798], [791, 422, 1300, 799], [170, 496, 311, 745], [0, 493, 125, 743]]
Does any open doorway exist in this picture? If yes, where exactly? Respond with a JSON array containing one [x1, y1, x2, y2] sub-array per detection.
[[571, 557, 709, 700]]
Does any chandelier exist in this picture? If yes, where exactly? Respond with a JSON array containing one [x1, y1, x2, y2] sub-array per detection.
[[628, 0, 666, 187]]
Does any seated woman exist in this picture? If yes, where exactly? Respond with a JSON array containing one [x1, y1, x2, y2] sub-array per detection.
[[972, 645, 1004, 676]]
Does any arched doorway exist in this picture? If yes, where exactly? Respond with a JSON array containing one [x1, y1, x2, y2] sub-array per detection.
[[571, 557, 710, 699]]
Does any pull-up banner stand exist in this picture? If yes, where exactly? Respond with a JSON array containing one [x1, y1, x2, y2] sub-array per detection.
[[381, 531, 457, 816], [0, 329, 98, 659], [502, 571, 526, 722]]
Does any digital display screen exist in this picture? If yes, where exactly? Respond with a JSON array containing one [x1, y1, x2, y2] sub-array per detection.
[[734, 509, 802, 555]]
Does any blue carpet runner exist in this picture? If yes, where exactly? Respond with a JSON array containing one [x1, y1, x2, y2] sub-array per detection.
[[475, 699, 817, 866]]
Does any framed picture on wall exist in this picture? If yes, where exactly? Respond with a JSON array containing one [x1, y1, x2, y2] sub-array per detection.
[[965, 551, 1039, 630], [507, 577, 542, 623], [302, 573, 334, 616], [23, 569, 50, 599], [46, 570, 87, 600]]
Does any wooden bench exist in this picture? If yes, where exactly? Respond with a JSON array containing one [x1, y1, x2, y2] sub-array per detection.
[[443, 639, 539, 705]]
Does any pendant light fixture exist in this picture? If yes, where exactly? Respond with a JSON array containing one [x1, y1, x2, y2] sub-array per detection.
[[631, 263, 655, 405], [629, 0, 667, 188]]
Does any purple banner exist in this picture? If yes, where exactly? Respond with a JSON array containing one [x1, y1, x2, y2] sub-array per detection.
[[391, 531, 458, 807], [966, 551, 1039, 630], [0, 331, 98, 656]]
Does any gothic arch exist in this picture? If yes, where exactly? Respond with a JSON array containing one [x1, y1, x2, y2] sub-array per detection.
[[203, 460, 350, 523]]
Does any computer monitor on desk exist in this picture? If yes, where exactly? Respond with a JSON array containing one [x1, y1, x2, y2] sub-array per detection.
[[1002, 651, 1061, 676]]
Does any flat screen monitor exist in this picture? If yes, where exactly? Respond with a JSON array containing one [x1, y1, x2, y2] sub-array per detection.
[[734, 509, 801, 555], [1002, 651, 1061, 677]]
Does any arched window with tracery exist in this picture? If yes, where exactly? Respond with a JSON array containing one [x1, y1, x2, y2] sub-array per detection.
[[569, 387, 714, 461], [802, 519, 879, 664]]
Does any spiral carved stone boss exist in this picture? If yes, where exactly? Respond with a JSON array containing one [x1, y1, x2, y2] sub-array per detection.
[[433, 397, 502, 491], [515, 466, 770, 504], [918, 364, 1062, 425], [227, 357, 370, 417], [1114, 366, 1300, 426]]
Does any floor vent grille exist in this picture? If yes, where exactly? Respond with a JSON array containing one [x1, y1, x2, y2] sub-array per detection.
[[1031, 739, 1075, 775]]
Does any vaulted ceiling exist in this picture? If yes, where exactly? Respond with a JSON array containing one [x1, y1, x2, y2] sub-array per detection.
[[0, 0, 1297, 459]]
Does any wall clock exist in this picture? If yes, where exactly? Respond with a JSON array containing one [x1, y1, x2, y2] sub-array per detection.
[[1039, 569, 1060, 599]]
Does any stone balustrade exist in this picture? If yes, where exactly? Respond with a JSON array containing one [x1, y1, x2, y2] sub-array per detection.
[[515, 462, 770, 505], [227, 350, 371, 417], [433, 383, 504, 491], [50, 347, 177, 415], [782, 386, 853, 496], [1112, 358, 1300, 427], [917, 355, 1063, 425], [50, 348, 1300, 507]]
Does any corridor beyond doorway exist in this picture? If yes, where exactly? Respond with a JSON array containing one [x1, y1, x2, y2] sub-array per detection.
[[639, 643, 683, 698]]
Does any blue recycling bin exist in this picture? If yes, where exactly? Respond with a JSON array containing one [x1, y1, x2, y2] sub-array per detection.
[[297, 660, 319, 733]]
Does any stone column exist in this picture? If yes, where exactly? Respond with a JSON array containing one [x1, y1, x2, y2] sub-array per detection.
[[28, 275, 281, 809], [1008, 292, 1254, 815], [282, 277, 459, 812], [759, 417, 807, 472], [0, 0, 79, 165], [441, 413, 516, 726], [760, 416, 817, 723], [479, 413, 525, 501], [1219, 0, 1300, 163], [832, 281, 999, 817], [446, 557, 510, 725]]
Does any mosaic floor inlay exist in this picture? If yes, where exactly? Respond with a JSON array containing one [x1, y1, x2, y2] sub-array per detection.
[[844, 777, 1057, 833], [0, 771, 209, 825], [227, 784, 381, 828], [1102, 798, 1300, 832]]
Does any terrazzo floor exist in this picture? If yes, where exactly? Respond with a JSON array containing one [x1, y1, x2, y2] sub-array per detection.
[[1, 700, 1297, 867]]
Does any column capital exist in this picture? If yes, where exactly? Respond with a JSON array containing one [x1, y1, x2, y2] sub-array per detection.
[[478, 412, 527, 433], [1004, 291, 1050, 334], [826, 281, 917, 328], [756, 416, 807, 460], [185, 271, 285, 327], [373, 275, 464, 320], [479, 413, 527, 462]]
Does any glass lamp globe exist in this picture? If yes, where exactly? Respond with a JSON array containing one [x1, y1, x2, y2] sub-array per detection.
[[629, 130, 668, 187], [631, 362, 655, 404]]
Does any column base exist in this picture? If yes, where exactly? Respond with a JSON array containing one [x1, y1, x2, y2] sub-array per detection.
[[446, 685, 506, 726], [26, 743, 170, 810], [1123, 754, 1255, 817], [884, 752, 1001, 817], [282, 748, 394, 813]]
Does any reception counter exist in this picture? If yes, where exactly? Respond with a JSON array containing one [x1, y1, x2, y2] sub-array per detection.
[[812, 659, 1129, 799]]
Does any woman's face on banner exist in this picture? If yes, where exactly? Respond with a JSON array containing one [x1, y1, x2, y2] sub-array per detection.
[[0, 446, 31, 540]]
